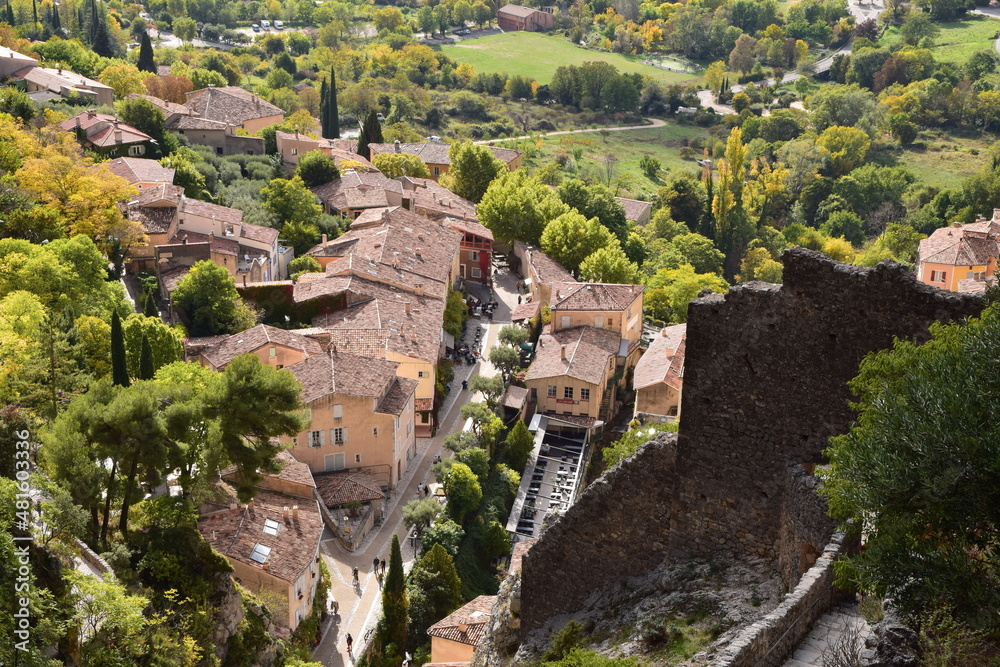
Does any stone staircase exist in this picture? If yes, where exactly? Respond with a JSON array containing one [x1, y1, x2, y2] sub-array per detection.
[[782, 601, 871, 666]]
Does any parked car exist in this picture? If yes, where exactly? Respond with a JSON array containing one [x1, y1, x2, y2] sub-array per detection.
[[252, 23, 260, 31], [455, 28, 471, 35]]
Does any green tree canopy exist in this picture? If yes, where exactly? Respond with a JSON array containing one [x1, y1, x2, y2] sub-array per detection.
[[403, 498, 442, 538], [295, 150, 340, 187], [261, 175, 323, 225], [820, 305, 1000, 631], [121, 314, 183, 379], [443, 461, 482, 523], [443, 141, 507, 204], [540, 211, 617, 273], [407, 542, 463, 646], [372, 152, 431, 179], [479, 171, 569, 246], [421, 518, 464, 556], [170, 260, 257, 336], [579, 245, 642, 284]]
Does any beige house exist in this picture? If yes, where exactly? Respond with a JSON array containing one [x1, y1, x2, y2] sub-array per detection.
[[311, 172, 404, 220], [427, 596, 496, 665], [14, 63, 113, 106], [525, 325, 622, 430], [367, 141, 522, 181], [166, 115, 265, 155], [633, 324, 686, 422], [284, 350, 418, 486], [183, 86, 285, 134], [512, 242, 576, 306], [59, 111, 154, 157], [616, 197, 653, 226], [550, 282, 645, 369], [274, 131, 374, 170], [105, 157, 175, 189], [191, 324, 324, 371], [124, 183, 284, 281], [198, 452, 323, 630]]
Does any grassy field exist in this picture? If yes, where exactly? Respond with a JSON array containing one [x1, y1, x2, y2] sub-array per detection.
[[881, 14, 1000, 66], [439, 32, 698, 84], [492, 123, 711, 199], [876, 129, 994, 188]]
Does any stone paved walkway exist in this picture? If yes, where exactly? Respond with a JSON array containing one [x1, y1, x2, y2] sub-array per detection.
[[782, 601, 871, 667]]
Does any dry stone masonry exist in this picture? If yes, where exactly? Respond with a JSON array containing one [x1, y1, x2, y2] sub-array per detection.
[[518, 248, 984, 638]]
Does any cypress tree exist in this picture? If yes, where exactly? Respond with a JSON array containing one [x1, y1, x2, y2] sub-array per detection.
[[701, 164, 715, 240], [137, 31, 155, 73], [357, 108, 382, 160], [51, 2, 61, 33], [31, 0, 37, 29], [380, 534, 408, 653], [320, 78, 329, 139], [330, 68, 340, 139], [6, 1, 14, 25], [110, 310, 130, 387], [143, 290, 158, 317], [138, 333, 154, 380]]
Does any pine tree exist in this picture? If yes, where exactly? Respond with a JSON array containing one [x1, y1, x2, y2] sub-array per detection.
[[137, 31, 155, 73], [329, 68, 340, 139], [138, 333, 154, 381], [111, 310, 130, 387]]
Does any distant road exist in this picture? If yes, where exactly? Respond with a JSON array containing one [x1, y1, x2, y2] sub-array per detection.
[[475, 117, 666, 144]]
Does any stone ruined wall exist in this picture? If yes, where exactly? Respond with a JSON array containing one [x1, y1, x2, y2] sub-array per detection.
[[710, 534, 850, 667], [518, 248, 984, 637], [520, 434, 679, 635], [668, 249, 982, 571]]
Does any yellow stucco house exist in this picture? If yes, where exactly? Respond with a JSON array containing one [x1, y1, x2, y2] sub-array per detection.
[[426, 595, 496, 665], [633, 324, 686, 423], [191, 324, 324, 371]]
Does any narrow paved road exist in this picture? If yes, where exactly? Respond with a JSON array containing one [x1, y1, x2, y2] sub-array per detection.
[[476, 117, 666, 145], [311, 265, 522, 665]]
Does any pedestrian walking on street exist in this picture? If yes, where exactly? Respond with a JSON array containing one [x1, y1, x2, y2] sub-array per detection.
[[373, 557, 380, 576], [352, 567, 359, 585], [346, 633, 353, 654], [424, 485, 431, 497], [518, 295, 522, 304], [381, 558, 386, 576], [332, 599, 339, 615]]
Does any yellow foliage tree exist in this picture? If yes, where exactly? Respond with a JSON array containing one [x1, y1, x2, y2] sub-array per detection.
[[99, 63, 151, 99]]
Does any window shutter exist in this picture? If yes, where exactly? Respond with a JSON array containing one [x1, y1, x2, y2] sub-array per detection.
[[342, 427, 348, 443], [333, 404, 343, 419]]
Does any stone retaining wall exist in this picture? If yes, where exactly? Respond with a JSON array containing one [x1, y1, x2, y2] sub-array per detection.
[[711, 533, 848, 667], [74, 537, 110, 574]]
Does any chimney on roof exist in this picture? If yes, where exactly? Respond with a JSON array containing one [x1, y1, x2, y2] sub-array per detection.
[[415, 248, 422, 257], [458, 623, 469, 634], [404, 302, 411, 315], [182, 234, 188, 244], [322, 234, 328, 244], [248, 499, 254, 510], [560, 345, 567, 360], [282, 506, 290, 519], [87, 109, 95, 118], [292, 505, 299, 520], [394, 139, 401, 153], [114, 127, 123, 143], [555, 289, 560, 300]]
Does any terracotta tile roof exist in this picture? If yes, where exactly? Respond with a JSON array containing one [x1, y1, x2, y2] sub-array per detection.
[[220, 450, 316, 491], [515, 242, 576, 288], [292, 276, 353, 304], [160, 266, 191, 295], [285, 350, 400, 403], [427, 595, 496, 646], [377, 377, 418, 415], [198, 488, 322, 584], [16, 66, 111, 94], [323, 328, 390, 358], [184, 86, 284, 126], [127, 93, 191, 119], [173, 230, 240, 256], [919, 222, 1000, 267], [166, 114, 229, 131], [502, 385, 528, 410], [398, 177, 480, 222], [615, 197, 652, 222], [958, 277, 995, 294], [127, 205, 175, 234], [546, 413, 597, 428], [240, 221, 279, 246], [368, 142, 521, 166], [414, 397, 433, 412], [199, 324, 324, 369], [633, 324, 686, 390], [314, 279, 446, 364], [310, 171, 402, 204], [105, 157, 175, 184], [499, 3, 543, 18], [511, 302, 540, 322], [526, 326, 620, 385], [314, 470, 385, 506], [319, 254, 448, 300], [130, 183, 183, 206], [438, 215, 493, 242], [551, 282, 644, 312], [179, 196, 244, 225], [86, 123, 153, 147]]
